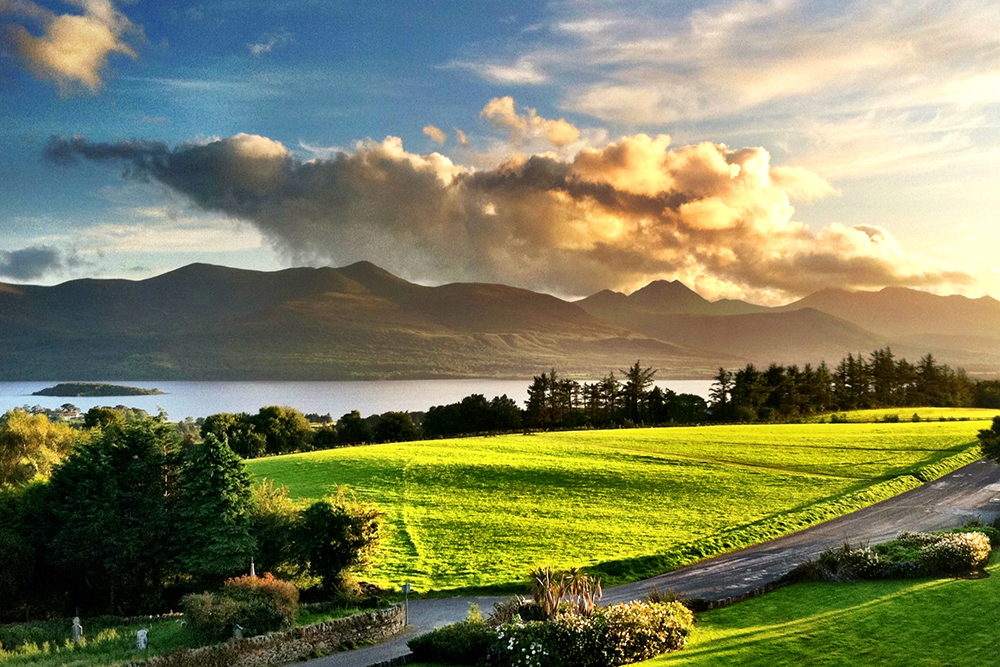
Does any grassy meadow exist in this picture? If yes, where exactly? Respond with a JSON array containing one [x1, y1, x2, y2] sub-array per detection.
[[811, 407, 1000, 423], [247, 419, 989, 593], [644, 551, 1000, 666]]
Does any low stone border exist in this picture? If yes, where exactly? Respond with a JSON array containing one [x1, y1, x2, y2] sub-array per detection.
[[122, 605, 404, 667]]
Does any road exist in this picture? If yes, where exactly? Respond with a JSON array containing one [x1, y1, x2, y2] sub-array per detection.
[[297, 458, 1000, 667]]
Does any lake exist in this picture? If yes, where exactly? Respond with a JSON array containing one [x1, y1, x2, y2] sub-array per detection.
[[0, 379, 715, 420]]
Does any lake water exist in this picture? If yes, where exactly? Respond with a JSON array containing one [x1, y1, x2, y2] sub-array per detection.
[[0, 379, 715, 420]]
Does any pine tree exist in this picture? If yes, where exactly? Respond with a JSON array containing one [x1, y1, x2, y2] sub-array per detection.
[[174, 434, 255, 588]]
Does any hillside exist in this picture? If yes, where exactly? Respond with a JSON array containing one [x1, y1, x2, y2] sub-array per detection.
[[0, 262, 724, 381], [580, 280, 1000, 373], [578, 285, 880, 367]]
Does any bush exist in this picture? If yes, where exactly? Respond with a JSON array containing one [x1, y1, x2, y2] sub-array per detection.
[[919, 532, 991, 574], [183, 574, 298, 642], [407, 617, 495, 665], [897, 531, 943, 548], [410, 601, 693, 667]]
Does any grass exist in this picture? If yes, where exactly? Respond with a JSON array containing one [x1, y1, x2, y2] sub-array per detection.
[[247, 417, 988, 593], [645, 551, 1000, 666], [0, 617, 195, 667], [810, 407, 1000, 423], [0, 608, 362, 667]]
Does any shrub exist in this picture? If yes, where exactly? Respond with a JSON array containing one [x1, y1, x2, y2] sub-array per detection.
[[897, 531, 943, 548], [183, 574, 299, 642], [599, 602, 693, 664], [407, 617, 495, 665], [920, 532, 991, 574], [488, 596, 546, 627]]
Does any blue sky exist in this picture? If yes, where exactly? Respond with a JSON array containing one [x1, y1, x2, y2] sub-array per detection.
[[3, 0, 1000, 304]]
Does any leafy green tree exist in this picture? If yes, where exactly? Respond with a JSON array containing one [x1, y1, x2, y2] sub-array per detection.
[[174, 434, 255, 588], [373, 411, 419, 443], [248, 479, 299, 575], [0, 410, 79, 486], [201, 412, 267, 458], [83, 406, 127, 429], [336, 410, 371, 444], [44, 419, 180, 614], [978, 416, 1000, 464], [253, 406, 313, 454], [296, 498, 382, 592]]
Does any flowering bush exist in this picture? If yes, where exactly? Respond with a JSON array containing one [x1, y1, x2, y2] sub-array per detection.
[[920, 532, 991, 574], [183, 574, 299, 642]]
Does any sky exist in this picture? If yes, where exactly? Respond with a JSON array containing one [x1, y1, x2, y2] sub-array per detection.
[[2, 0, 1000, 305]]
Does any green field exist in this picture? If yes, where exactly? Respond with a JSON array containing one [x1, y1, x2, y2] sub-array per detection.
[[811, 407, 1000, 423], [247, 420, 987, 593], [645, 551, 1000, 666]]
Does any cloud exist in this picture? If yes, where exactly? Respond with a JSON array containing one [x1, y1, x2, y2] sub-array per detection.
[[480, 96, 580, 147], [454, 128, 469, 146], [46, 121, 970, 302], [446, 56, 547, 84], [1, 0, 139, 94], [452, 0, 1000, 178], [0, 245, 71, 280], [422, 125, 447, 144], [247, 29, 292, 56]]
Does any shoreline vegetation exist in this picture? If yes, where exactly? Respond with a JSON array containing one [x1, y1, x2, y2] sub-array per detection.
[[32, 383, 163, 398]]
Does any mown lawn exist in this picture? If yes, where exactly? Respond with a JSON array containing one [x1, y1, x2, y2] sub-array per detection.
[[647, 551, 1000, 666], [247, 419, 987, 593]]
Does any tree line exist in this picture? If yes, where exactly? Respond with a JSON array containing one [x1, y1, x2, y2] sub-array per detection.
[[0, 414, 381, 621], [709, 348, 996, 422]]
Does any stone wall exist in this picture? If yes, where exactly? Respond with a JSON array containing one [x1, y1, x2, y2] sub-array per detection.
[[122, 605, 405, 667]]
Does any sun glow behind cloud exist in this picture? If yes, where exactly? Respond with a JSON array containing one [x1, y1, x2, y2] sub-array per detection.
[[44, 97, 975, 303]]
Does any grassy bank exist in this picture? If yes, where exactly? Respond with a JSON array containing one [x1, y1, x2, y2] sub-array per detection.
[[248, 418, 987, 592], [647, 551, 1000, 666]]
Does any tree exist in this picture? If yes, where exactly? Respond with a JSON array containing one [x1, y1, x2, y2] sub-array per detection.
[[709, 368, 734, 420], [620, 360, 656, 422], [201, 412, 267, 459], [296, 497, 382, 592], [0, 410, 78, 486], [978, 416, 1000, 464], [248, 479, 299, 575], [44, 419, 180, 614], [337, 410, 371, 444], [83, 406, 126, 429], [372, 412, 418, 443], [174, 434, 255, 588], [252, 406, 313, 454]]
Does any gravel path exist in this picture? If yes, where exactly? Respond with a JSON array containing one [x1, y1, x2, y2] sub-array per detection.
[[296, 459, 1000, 667]]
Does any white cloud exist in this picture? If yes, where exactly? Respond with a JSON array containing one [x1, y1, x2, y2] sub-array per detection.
[[1, 0, 139, 94]]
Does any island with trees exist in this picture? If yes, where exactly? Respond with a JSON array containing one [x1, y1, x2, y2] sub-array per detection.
[[32, 382, 164, 397]]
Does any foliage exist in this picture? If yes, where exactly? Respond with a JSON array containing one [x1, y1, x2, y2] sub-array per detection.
[[183, 573, 299, 643], [372, 411, 419, 443], [919, 532, 991, 574], [0, 410, 78, 487], [174, 435, 255, 587], [295, 497, 383, 592], [42, 419, 181, 614], [249, 420, 982, 592], [83, 406, 128, 429], [408, 616, 496, 665], [977, 415, 1000, 464], [411, 601, 692, 667], [529, 567, 602, 620], [790, 528, 994, 584], [200, 406, 313, 459], [710, 348, 978, 422], [336, 410, 372, 445], [248, 479, 299, 575]]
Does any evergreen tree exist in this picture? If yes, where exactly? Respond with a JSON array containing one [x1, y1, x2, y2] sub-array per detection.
[[174, 434, 255, 588]]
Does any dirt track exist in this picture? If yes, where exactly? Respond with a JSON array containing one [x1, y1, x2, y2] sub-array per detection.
[[297, 458, 1000, 667]]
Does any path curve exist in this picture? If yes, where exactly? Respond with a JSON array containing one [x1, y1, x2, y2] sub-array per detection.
[[297, 459, 1000, 667]]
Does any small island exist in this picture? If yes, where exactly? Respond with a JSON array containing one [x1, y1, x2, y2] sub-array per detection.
[[32, 382, 164, 397]]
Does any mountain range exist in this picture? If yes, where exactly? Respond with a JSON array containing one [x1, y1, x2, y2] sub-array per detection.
[[0, 262, 997, 380]]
